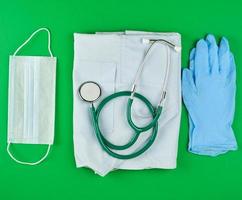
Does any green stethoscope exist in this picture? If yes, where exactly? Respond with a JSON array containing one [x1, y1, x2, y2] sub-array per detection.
[[78, 39, 180, 159]]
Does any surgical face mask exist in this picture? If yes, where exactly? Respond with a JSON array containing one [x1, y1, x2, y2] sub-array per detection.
[[7, 28, 57, 165]]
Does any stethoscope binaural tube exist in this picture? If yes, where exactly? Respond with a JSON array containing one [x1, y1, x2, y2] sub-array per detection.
[[127, 40, 178, 133]]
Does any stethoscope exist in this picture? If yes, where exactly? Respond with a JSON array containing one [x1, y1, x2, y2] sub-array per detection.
[[78, 38, 180, 159]]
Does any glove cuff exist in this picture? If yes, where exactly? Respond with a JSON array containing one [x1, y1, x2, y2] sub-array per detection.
[[188, 125, 237, 156]]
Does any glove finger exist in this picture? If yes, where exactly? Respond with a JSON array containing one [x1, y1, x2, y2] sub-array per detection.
[[230, 52, 236, 72], [189, 48, 195, 71], [219, 37, 230, 76], [182, 68, 196, 94], [182, 68, 197, 109], [206, 34, 219, 74], [195, 39, 209, 84], [227, 52, 236, 84]]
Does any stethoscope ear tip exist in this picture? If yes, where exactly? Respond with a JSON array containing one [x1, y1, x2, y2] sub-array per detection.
[[174, 46, 182, 52], [142, 38, 150, 44]]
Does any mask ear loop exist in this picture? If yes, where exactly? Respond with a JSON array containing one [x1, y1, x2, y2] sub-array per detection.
[[13, 27, 53, 57], [8, 27, 53, 165], [7, 144, 51, 166]]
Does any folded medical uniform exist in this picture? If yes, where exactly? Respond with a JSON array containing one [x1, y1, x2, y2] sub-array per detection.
[[73, 31, 182, 176]]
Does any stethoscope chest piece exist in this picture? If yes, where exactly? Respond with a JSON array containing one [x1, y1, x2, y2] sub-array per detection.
[[78, 81, 101, 103]]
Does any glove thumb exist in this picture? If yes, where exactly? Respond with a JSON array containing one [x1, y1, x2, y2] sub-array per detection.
[[182, 68, 196, 105]]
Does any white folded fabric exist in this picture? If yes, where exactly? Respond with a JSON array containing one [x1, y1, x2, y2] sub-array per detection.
[[73, 31, 181, 176]]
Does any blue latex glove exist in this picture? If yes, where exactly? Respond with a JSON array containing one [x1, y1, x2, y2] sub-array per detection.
[[182, 35, 237, 156]]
